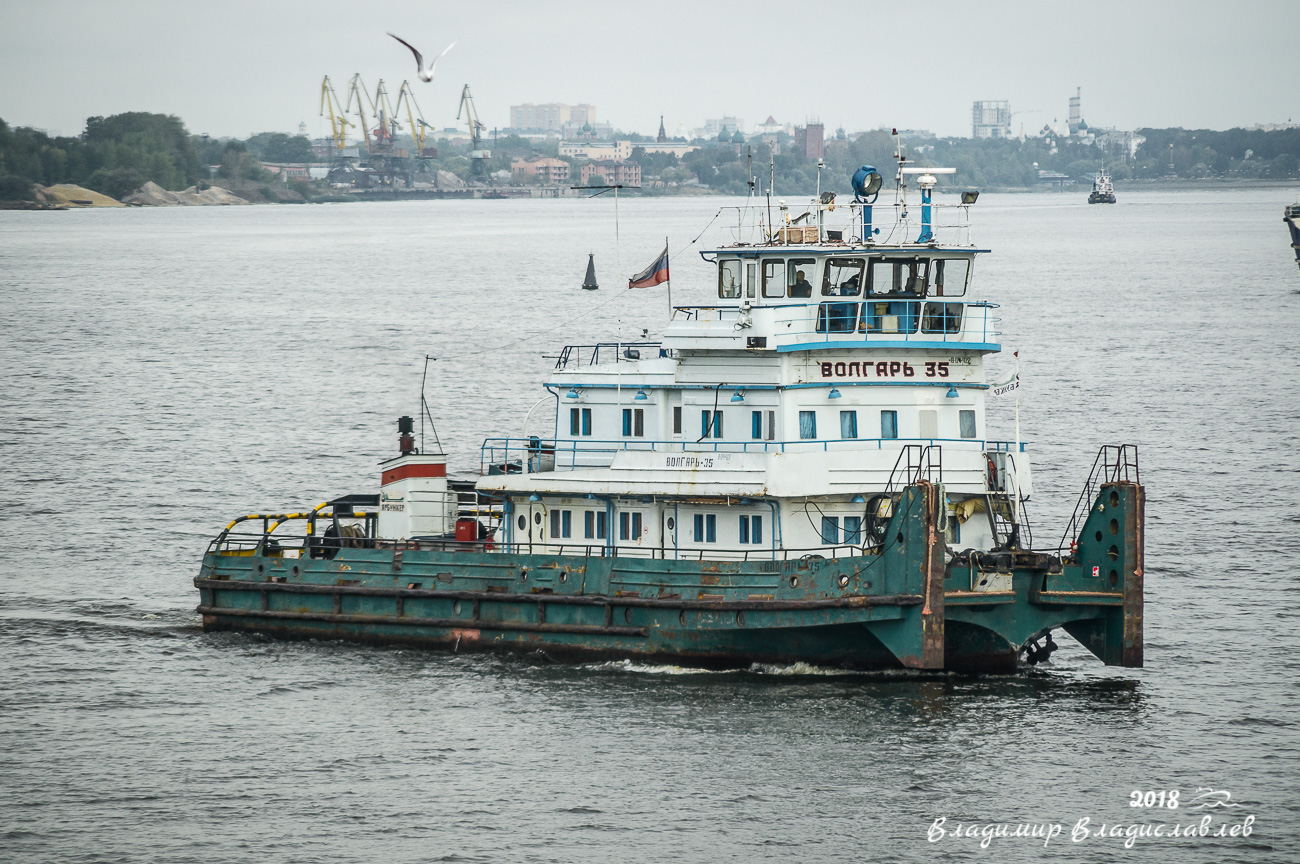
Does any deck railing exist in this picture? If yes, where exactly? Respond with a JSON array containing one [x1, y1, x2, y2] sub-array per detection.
[[481, 436, 1026, 475]]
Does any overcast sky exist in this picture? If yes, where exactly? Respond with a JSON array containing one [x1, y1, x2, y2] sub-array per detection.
[[1, 0, 1294, 140]]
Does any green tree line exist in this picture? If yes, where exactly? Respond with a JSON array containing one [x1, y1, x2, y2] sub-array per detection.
[[0, 113, 319, 201]]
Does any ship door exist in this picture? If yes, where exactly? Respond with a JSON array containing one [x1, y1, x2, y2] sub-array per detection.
[[517, 499, 545, 551]]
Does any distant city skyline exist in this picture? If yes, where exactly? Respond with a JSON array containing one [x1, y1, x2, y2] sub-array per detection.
[[1, 1, 1295, 141]]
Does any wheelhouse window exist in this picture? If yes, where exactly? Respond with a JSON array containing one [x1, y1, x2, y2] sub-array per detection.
[[864, 300, 919, 334], [868, 258, 928, 298], [928, 258, 970, 297], [921, 302, 963, 334], [787, 259, 815, 298], [739, 514, 763, 544], [718, 259, 742, 299], [816, 302, 860, 333], [746, 261, 758, 299], [762, 260, 786, 298], [821, 258, 865, 296]]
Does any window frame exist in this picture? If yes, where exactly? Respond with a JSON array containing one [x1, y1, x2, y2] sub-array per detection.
[[820, 516, 839, 545], [821, 257, 866, 297], [762, 259, 786, 298], [786, 258, 816, 298], [959, 409, 977, 439], [718, 258, 743, 299], [840, 410, 858, 440]]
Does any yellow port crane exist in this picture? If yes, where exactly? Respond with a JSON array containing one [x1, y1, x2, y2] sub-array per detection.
[[345, 73, 378, 152], [319, 76, 353, 153], [394, 80, 433, 154]]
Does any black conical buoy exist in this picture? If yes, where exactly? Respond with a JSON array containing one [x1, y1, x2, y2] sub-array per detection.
[[582, 253, 599, 290]]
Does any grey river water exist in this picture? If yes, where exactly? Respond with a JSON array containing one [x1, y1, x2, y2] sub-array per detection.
[[2, 188, 1298, 862]]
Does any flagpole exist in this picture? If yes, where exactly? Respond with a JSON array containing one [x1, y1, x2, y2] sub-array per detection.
[[1011, 350, 1021, 540], [665, 235, 672, 317]]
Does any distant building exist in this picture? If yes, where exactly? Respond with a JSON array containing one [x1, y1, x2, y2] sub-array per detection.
[[1094, 128, 1146, 159], [893, 128, 936, 140], [511, 157, 570, 184], [510, 103, 596, 132], [1068, 88, 1083, 135], [638, 143, 700, 157], [580, 160, 641, 187], [657, 116, 667, 143], [754, 115, 786, 136], [696, 116, 744, 139], [972, 101, 1012, 139], [794, 122, 824, 160], [561, 120, 614, 141], [560, 141, 632, 161]]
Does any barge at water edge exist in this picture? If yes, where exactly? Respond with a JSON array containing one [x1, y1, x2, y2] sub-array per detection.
[[196, 151, 1145, 673]]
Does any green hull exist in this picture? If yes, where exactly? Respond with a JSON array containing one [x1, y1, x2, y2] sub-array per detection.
[[196, 482, 1144, 673]]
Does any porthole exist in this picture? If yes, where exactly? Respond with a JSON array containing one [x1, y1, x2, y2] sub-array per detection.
[[896, 532, 905, 545], [559, 572, 568, 583], [1109, 518, 1119, 536], [1109, 569, 1119, 587], [517, 515, 526, 530], [666, 517, 675, 531], [534, 512, 542, 524], [1094, 531, 1103, 543], [736, 611, 746, 627], [837, 574, 850, 589], [453, 600, 462, 615], [789, 576, 799, 589], [1107, 545, 1119, 561], [291, 565, 300, 576], [624, 607, 633, 624], [679, 609, 688, 626], [256, 563, 265, 575], [520, 569, 528, 581], [1109, 491, 1120, 508]]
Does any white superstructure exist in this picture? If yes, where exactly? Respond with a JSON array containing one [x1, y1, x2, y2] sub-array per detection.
[[477, 152, 1031, 562]]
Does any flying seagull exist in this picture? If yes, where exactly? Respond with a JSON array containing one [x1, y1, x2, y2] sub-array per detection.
[[388, 33, 457, 83]]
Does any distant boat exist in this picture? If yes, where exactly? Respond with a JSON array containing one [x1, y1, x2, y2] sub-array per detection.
[[1285, 198, 1300, 272], [1088, 170, 1116, 204], [582, 253, 599, 290]]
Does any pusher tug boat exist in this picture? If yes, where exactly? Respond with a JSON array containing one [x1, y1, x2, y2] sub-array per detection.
[[196, 145, 1145, 673]]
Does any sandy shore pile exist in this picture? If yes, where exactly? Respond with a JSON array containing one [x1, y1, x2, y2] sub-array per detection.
[[34, 185, 125, 207], [124, 181, 249, 206]]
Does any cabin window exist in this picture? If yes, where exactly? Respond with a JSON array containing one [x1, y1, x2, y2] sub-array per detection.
[[864, 301, 919, 334], [571, 407, 593, 436], [701, 410, 723, 439], [919, 410, 938, 440], [868, 258, 928, 298], [766, 410, 775, 440], [799, 410, 816, 439], [822, 258, 865, 296], [787, 258, 815, 298], [550, 509, 572, 539], [821, 516, 839, 544], [746, 262, 757, 299], [843, 516, 862, 545], [840, 410, 858, 439], [881, 410, 898, 439], [693, 513, 717, 543], [718, 259, 742, 299], [762, 260, 786, 298], [622, 408, 644, 437], [959, 410, 977, 439], [921, 302, 963, 334], [751, 410, 763, 440], [620, 511, 643, 541], [928, 258, 970, 297], [816, 302, 860, 333], [584, 510, 607, 540], [673, 406, 682, 434], [739, 514, 763, 544]]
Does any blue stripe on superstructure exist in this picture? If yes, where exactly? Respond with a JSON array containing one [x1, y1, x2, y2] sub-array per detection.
[[776, 340, 1001, 352]]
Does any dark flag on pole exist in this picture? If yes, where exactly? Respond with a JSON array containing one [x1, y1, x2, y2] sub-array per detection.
[[628, 244, 670, 288]]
